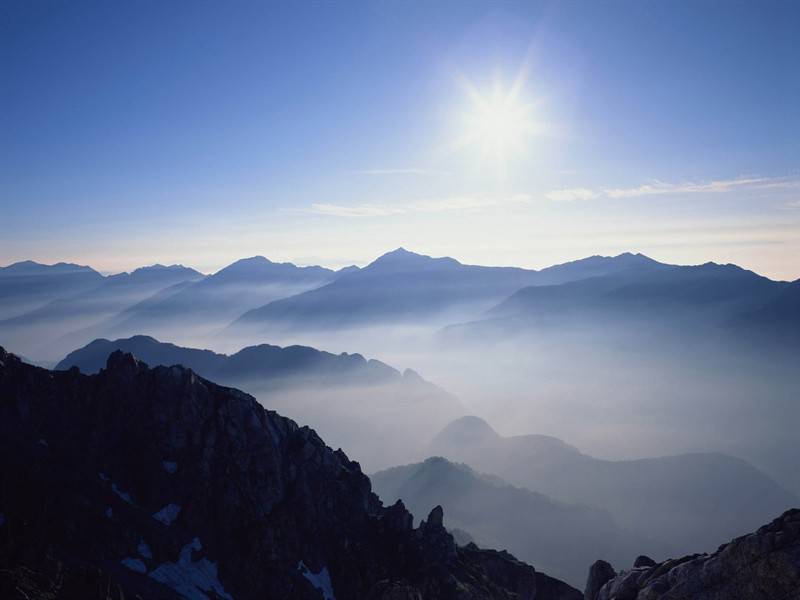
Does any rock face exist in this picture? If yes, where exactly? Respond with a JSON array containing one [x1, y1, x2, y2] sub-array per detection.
[[585, 509, 800, 600], [0, 347, 581, 600], [584, 560, 615, 600]]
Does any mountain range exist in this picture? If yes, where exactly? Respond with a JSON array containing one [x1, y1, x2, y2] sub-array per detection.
[[445, 258, 796, 347], [231, 249, 666, 334], [0, 346, 582, 600], [428, 416, 797, 557], [105, 256, 338, 339], [57, 334, 408, 386], [3, 347, 799, 599], [0, 264, 203, 360], [56, 335, 463, 472], [371, 456, 656, 587], [0, 260, 105, 321], [3, 250, 796, 364]]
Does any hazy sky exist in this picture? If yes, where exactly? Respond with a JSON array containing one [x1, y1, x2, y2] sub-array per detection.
[[2, 1, 798, 279]]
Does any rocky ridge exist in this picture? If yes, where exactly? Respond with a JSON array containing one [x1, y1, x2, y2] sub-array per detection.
[[584, 509, 800, 600], [0, 346, 580, 600]]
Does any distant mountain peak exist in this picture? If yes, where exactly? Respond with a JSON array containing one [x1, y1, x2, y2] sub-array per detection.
[[433, 415, 500, 446], [112, 264, 203, 279], [213, 255, 333, 278], [615, 251, 655, 262], [0, 260, 100, 276], [223, 256, 274, 270], [368, 248, 461, 270]]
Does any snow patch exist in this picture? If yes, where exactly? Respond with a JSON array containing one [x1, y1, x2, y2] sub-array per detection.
[[138, 539, 153, 559], [149, 537, 233, 600], [105, 507, 113, 519], [298, 560, 336, 600], [112, 483, 133, 504], [98, 472, 109, 482], [153, 503, 181, 525], [0, 513, 5, 526], [121, 557, 147, 574], [162, 460, 178, 474]]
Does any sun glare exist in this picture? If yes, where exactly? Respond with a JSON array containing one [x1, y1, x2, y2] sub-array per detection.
[[454, 77, 540, 177]]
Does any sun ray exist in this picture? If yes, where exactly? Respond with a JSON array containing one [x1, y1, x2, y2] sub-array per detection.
[[452, 70, 541, 179]]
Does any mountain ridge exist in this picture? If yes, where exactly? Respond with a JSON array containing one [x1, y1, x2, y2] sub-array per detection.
[[0, 345, 581, 600]]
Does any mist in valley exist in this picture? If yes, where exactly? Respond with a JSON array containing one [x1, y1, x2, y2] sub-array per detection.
[[3, 249, 798, 591]]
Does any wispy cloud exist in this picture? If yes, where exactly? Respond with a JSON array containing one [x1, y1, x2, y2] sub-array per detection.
[[309, 176, 800, 218], [545, 188, 599, 202], [547, 176, 800, 202], [604, 177, 779, 199], [351, 168, 446, 176], [310, 194, 531, 218]]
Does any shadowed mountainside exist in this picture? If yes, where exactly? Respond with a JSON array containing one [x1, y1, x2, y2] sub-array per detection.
[[371, 456, 661, 588], [429, 416, 797, 558], [0, 346, 581, 600], [56, 335, 464, 472]]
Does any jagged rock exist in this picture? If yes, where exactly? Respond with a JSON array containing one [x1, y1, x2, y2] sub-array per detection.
[[587, 509, 800, 600], [0, 347, 581, 600], [632, 556, 656, 569], [584, 560, 616, 600], [426, 505, 444, 528]]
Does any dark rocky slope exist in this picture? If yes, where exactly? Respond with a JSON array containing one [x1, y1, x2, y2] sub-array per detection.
[[0, 347, 579, 600], [584, 509, 800, 600]]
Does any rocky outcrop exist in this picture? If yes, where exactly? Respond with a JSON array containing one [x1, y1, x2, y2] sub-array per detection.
[[584, 560, 615, 600], [584, 509, 800, 600], [0, 347, 580, 600]]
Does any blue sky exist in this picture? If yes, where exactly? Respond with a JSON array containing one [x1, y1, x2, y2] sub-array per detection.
[[1, 1, 798, 278]]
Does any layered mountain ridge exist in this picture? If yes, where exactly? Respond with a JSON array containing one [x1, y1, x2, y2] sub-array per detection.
[[371, 457, 654, 587], [429, 416, 797, 557], [0, 346, 581, 600]]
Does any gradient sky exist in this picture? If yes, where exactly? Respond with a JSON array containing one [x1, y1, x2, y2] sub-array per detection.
[[2, 1, 798, 279]]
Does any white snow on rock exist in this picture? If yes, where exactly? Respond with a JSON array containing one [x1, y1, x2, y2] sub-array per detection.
[[153, 503, 181, 525], [298, 560, 336, 600], [138, 539, 153, 559], [149, 537, 233, 600], [98, 472, 109, 482], [105, 507, 113, 519], [121, 557, 147, 574], [162, 460, 178, 474]]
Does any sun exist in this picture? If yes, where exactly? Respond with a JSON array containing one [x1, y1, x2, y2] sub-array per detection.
[[452, 76, 541, 178]]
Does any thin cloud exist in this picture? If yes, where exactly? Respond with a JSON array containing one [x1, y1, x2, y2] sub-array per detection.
[[605, 177, 775, 198], [310, 194, 532, 218], [547, 176, 800, 202], [351, 168, 446, 176], [546, 188, 599, 202]]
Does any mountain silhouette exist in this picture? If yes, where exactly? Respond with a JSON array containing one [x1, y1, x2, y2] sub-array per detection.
[[372, 456, 659, 587], [234, 249, 657, 332], [429, 416, 797, 557], [0, 346, 581, 600]]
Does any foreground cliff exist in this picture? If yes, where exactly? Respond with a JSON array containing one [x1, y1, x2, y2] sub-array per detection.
[[0, 346, 580, 600], [584, 509, 800, 600]]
